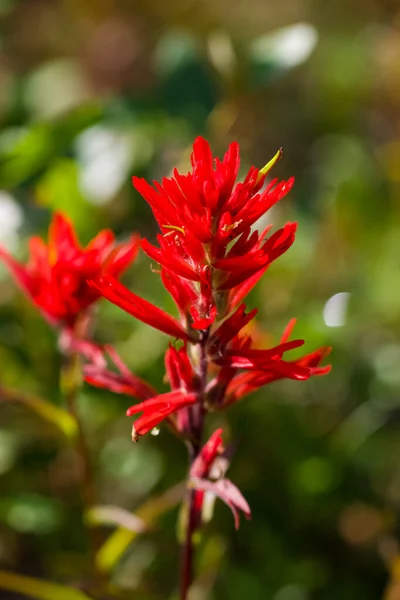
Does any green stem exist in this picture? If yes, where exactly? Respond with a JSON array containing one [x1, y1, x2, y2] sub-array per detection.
[[61, 348, 102, 582]]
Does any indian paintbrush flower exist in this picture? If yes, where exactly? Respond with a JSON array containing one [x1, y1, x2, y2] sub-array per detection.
[[0, 212, 139, 328], [87, 137, 330, 441], [78, 136, 331, 598]]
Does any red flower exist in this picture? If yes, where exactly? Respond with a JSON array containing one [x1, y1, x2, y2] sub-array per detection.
[[132, 137, 295, 330], [127, 391, 198, 441], [207, 319, 331, 407], [81, 138, 330, 442], [0, 212, 139, 327], [164, 344, 201, 436], [189, 429, 251, 529], [78, 339, 200, 440]]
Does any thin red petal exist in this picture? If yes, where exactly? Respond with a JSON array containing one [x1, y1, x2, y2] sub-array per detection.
[[102, 235, 141, 277], [49, 212, 80, 261], [190, 428, 224, 478], [190, 477, 251, 530], [89, 274, 192, 340], [85, 229, 115, 253], [141, 238, 200, 282], [126, 391, 197, 416], [0, 245, 35, 295]]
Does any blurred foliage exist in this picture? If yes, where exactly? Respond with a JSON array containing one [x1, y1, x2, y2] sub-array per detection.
[[0, 0, 400, 598]]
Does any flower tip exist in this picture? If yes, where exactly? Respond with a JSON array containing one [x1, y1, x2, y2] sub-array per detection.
[[131, 425, 139, 442], [258, 148, 283, 180]]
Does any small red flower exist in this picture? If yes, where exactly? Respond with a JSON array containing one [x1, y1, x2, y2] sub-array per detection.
[[164, 344, 201, 436], [207, 320, 331, 407], [127, 391, 198, 441], [190, 429, 251, 529], [223, 346, 331, 406], [0, 212, 139, 327]]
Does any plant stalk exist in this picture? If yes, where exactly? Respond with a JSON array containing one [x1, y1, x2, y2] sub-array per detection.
[[179, 332, 209, 600], [61, 345, 102, 582]]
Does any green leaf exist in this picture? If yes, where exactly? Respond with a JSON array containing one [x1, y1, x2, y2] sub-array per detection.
[[0, 386, 77, 438], [35, 159, 91, 229], [0, 106, 101, 188], [0, 570, 92, 600], [95, 482, 184, 573]]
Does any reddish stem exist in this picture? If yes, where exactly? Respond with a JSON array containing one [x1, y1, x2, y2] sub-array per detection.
[[180, 462, 199, 600], [179, 332, 209, 600]]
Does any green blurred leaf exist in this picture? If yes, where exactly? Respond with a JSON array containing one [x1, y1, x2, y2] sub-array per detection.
[[0, 386, 77, 438], [96, 483, 184, 573], [0, 493, 63, 534], [35, 159, 90, 227], [0, 126, 53, 187], [0, 106, 101, 188], [0, 570, 92, 600]]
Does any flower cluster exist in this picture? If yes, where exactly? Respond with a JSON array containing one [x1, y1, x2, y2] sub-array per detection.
[[1, 137, 331, 534], [0, 212, 139, 328], [83, 137, 331, 527], [88, 137, 330, 439]]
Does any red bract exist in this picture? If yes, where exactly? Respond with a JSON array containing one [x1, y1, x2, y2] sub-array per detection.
[[89, 274, 193, 341], [223, 347, 331, 406], [83, 344, 157, 401], [190, 428, 224, 478], [133, 137, 295, 329], [190, 429, 251, 529], [127, 391, 198, 441], [0, 212, 139, 327], [78, 340, 200, 440], [206, 320, 331, 408], [164, 344, 201, 436]]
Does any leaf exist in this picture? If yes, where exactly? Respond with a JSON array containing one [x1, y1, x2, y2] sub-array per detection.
[[0, 107, 100, 188], [0, 570, 92, 600], [35, 159, 91, 229], [86, 505, 147, 534], [95, 483, 184, 573], [0, 386, 77, 438]]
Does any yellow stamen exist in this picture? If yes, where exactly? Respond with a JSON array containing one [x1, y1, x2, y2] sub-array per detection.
[[162, 225, 185, 235], [258, 148, 283, 182]]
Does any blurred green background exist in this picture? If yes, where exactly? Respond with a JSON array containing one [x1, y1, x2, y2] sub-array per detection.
[[0, 0, 400, 598]]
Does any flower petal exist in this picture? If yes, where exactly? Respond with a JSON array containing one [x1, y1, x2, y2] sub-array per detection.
[[89, 274, 192, 340], [190, 477, 251, 530]]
